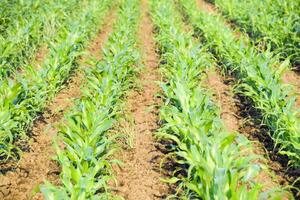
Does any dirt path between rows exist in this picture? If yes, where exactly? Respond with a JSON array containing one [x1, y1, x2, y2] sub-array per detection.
[[0, 10, 117, 200], [282, 71, 300, 107], [196, 0, 300, 108], [112, 0, 169, 199]]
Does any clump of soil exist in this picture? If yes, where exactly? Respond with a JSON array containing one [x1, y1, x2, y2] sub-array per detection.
[[282, 70, 300, 108]]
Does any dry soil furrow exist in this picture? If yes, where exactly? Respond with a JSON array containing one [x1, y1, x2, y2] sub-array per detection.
[[29, 45, 49, 71], [0, 10, 117, 200], [204, 70, 239, 133], [194, 0, 244, 38], [112, 0, 169, 199], [282, 71, 300, 107], [15, 44, 49, 78]]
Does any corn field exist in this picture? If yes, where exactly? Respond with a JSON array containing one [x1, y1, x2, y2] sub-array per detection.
[[0, 0, 299, 199]]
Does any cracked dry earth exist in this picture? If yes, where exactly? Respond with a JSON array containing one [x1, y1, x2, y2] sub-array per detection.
[[111, 0, 169, 199]]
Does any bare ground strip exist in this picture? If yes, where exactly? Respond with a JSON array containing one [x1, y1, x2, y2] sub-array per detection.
[[112, 0, 169, 199]]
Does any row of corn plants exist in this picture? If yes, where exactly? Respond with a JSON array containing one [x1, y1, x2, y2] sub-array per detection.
[[0, 0, 114, 162], [40, 0, 140, 198], [150, 0, 289, 199], [207, 0, 300, 65], [178, 0, 300, 169], [0, 0, 84, 78]]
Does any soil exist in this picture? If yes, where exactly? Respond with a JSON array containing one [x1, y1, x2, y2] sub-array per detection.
[[282, 70, 300, 108], [204, 69, 239, 132], [195, 0, 215, 13], [0, 10, 117, 200], [31, 45, 49, 71], [195, 0, 243, 38], [16, 45, 49, 78], [111, 0, 169, 199]]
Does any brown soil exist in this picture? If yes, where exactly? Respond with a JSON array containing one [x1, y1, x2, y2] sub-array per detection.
[[282, 71, 300, 108], [195, 0, 215, 13], [204, 69, 239, 132], [16, 45, 49, 78], [0, 11, 117, 200], [111, 0, 169, 199], [195, 0, 243, 38], [84, 13, 117, 62], [31, 45, 49, 71]]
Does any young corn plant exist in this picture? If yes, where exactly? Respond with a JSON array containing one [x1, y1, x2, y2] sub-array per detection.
[[210, 0, 300, 65], [179, 0, 300, 169], [40, 0, 141, 198], [150, 0, 288, 199], [0, 0, 114, 162]]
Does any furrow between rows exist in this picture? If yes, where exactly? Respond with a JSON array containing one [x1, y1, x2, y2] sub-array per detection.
[[112, 0, 169, 199]]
